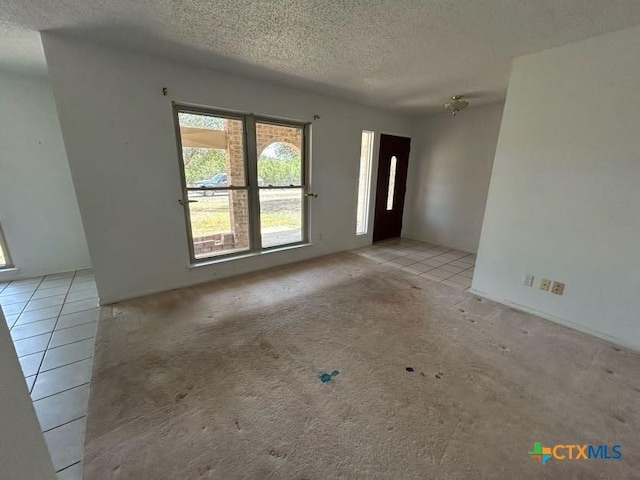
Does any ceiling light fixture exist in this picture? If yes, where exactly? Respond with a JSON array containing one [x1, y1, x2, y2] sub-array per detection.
[[444, 95, 469, 116]]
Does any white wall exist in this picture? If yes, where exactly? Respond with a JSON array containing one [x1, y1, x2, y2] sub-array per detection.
[[473, 25, 640, 351], [403, 103, 503, 253], [42, 34, 414, 303], [0, 70, 90, 280], [0, 306, 57, 480]]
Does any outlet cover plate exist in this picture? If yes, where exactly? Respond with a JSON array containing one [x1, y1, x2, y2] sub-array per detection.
[[552, 281, 565, 295], [540, 278, 551, 291]]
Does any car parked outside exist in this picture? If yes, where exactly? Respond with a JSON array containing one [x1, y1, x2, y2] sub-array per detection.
[[193, 173, 227, 195]]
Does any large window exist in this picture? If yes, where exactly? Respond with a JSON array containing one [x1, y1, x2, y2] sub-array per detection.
[[0, 224, 13, 269], [356, 131, 374, 235], [174, 105, 309, 263]]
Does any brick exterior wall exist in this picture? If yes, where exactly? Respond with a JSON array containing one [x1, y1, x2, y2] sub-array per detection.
[[222, 121, 303, 249], [193, 232, 236, 256], [225, 119, 249, 248], [255, 123, 302, 168]]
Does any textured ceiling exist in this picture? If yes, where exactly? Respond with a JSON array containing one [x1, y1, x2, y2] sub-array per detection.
[[2, 1, 640, 113], [0, 21, 46, 77]]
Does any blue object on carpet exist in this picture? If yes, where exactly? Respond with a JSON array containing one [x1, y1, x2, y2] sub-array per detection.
[[318, 370, 340, 383]]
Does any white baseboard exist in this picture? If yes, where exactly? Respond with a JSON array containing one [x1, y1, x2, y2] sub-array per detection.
[[468, 288, 639, 353]]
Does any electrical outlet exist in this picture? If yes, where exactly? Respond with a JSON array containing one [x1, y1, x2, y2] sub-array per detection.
[[540, 278, 551, 291], [552, 281, 565, 295], [522, 273, 534, 287]]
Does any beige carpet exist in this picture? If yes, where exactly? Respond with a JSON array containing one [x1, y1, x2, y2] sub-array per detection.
[[85, 252, 640, 479]]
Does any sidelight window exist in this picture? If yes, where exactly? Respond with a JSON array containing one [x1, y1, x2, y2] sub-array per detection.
[[356, 131, 374, 234]]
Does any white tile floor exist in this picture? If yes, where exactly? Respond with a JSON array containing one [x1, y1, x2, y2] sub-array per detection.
[[352, 238, 476, 291], [0, 270, 98, 479]]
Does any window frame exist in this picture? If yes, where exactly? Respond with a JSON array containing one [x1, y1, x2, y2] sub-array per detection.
[[254, 117, 309, 251], [0, 223, 14, 270], [172, 103, 310, 265]]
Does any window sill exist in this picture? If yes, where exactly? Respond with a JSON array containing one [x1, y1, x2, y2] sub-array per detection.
[[0, 267, 20, 276], [187, 242, 313, 269]]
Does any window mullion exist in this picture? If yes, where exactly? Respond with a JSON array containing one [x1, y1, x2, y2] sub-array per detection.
[[244, 115, 263, 251], [302, 123, 310, 244]]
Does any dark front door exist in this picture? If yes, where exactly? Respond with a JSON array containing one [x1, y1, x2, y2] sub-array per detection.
[[373, 134, 411, 242]]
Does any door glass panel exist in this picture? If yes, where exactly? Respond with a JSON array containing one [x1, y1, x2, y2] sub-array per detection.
[[178, 112, 246, 187], [386, 156, 397, 210], [259, 188, 303, 248], [256, 122, 303, 186], [187, 190, 250, 259]]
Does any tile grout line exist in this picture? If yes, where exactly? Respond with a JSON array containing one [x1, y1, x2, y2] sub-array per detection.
[[16, 330, 98, 359], [47, 321, 98, 339], [31, 270, 78, 394], [12, 316, 98, 344], [11, 291, 93, 316], [373, 248, 470, 262], [6, 276, 51, 373], [39, 354, 95, 376], [33, 271, 96, 476], [19, 291, 96, 309], [41, 414, 87, 435], [384, 255, 472, 276], [12, 311, 98, 332], [8, 275, 47, 332], [354, 241, 475, 291], [32, 381, 92, 403], [5, 271, 95, 479], [56, 460, 81, 475]]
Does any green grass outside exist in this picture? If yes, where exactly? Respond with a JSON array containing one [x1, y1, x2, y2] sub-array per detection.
[[188, 192, 301, 238]]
